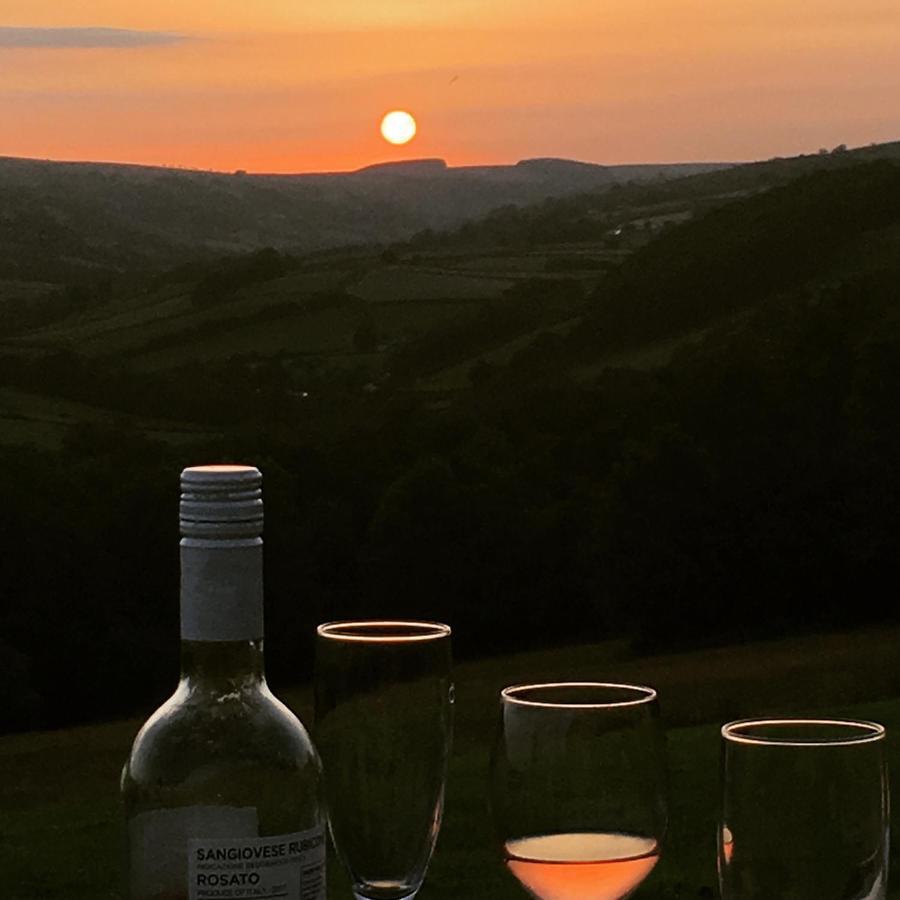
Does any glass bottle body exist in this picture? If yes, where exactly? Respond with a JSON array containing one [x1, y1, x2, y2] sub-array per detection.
[[122, 640, 325, 900]]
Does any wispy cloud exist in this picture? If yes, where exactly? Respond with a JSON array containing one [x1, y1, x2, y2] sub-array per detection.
[[0, 27, 188, 49]]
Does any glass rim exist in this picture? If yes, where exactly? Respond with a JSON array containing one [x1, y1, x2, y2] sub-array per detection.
[[316, 619, 451, 643], [722, 717, 886, 747], [501, 681, 658, 709]]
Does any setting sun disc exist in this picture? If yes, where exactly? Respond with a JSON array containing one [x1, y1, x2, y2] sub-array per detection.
[[380, 110, 417, 146]]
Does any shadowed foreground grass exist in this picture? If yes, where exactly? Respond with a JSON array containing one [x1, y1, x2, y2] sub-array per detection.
[[4, 625, 900, 899]]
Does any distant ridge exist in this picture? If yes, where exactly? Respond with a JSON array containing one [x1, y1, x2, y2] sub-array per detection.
[[1, 139, 896, 282], [354, 158, 449, 175], [515, 157, 608, 170], [0, 152, 736, 280], [0, 152, 727, 182], [348, 156, 731, 181]]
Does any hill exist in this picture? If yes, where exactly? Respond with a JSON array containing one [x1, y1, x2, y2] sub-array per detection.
[[0, 154, 730, 283], [575, 159, 900, 351], [399, 140, 900, 252], [4, 148, 900, 735]]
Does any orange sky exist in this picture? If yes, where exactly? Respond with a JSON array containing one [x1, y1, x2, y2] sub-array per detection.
[[0, 0, 898, 172]]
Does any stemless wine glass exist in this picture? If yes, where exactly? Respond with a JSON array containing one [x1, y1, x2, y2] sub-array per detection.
[[490, 682, 667, 900], [314, 620, 453, 900], [719, 718, 889, 900]]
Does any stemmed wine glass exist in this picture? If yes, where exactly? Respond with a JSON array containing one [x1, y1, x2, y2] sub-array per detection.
[[719, 718, 889, 900], [490, 682, 667, 900], [314, 620, 453, 900]]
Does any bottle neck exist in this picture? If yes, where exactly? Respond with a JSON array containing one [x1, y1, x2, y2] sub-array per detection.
[[178, 466, 266, 689], [179, 638, 266, 686]]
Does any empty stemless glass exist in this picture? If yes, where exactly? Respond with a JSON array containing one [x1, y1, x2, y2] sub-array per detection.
[[314, 621, 453, 900], [719, 718, 889, 900], [490, 682, 667, 900]]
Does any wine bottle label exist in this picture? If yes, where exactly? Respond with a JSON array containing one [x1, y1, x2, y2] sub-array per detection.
[[188, 825, 327, 900], [180, 541, 264, 641]]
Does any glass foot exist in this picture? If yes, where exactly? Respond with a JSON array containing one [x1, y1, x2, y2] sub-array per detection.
[[353, 890, 418, 900]]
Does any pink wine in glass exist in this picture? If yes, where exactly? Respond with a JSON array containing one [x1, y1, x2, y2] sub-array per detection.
[[505, 832, 660, 900]]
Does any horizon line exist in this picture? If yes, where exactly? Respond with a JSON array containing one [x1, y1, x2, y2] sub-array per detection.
[[0, 150, 764, 178]]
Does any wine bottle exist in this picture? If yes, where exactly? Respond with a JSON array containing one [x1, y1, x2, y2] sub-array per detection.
[[121, 464, 326, 900]]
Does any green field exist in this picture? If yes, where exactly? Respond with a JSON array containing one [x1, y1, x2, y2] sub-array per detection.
[[4, 626, 900, 899], [2, 255, 533, 376], [0, 241, 613, 439]]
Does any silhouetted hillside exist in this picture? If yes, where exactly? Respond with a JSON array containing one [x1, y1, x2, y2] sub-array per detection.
[[0, 154, 729, 283], [575, 160, 900, 351], [402, 141, 900, 251], [5, 150, 900, 733]]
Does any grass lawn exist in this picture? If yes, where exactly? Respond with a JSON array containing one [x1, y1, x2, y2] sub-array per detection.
[[3, 626, 900, 898]]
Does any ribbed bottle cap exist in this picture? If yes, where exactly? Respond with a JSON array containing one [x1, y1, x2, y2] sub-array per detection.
[[180, 465, 263, 538]]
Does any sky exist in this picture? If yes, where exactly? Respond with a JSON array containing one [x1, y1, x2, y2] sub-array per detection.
[[0, 0, 898, 173]]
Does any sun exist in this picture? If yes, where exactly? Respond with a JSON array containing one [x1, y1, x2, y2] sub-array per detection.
[[380, 110, 417, 146]]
